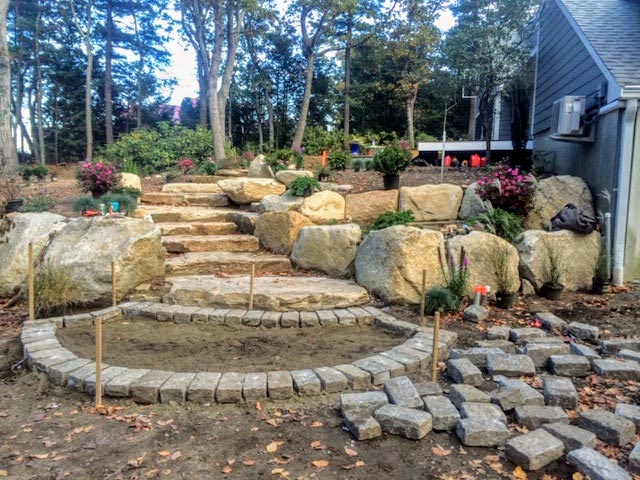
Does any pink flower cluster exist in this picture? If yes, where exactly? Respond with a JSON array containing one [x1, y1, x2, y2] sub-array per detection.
[[476, 164, 535, 217], [178, 157, 194, 174], [77, 161, 120, 195]]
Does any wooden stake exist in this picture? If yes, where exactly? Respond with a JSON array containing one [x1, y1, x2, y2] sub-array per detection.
[[248, 264, 256, 310], [431, 311, 441, 382], [95, 317, 103, 408], [419, 269, 427, 325], [28, 242, 35, 321], [111, 260, 117, 307]]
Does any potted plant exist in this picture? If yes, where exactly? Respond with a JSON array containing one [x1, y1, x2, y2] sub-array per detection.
[[288, 176, 321, 197], [539, 237, 565, 300], [76, 161, 121, 198], [592, 238, 610, 294], [352, 159, 364, 172], [490, 240, 519, 308], [0, 176, 23, 213], [372, 140, 413, 190], [316, 165, 331, 182]]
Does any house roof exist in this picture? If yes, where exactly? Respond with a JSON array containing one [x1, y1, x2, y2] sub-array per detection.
[[561, 0, 640, 87]]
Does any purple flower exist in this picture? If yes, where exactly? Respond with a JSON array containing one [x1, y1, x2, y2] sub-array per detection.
[[463, 256, 469, 267]]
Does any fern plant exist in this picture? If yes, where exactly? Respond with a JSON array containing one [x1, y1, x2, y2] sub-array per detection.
[[369, 210, 415, 231], [288, 176, 321, 197], [468, 207, 523, 243]]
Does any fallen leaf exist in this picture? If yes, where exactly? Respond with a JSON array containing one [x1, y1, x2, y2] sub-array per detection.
[[29, 453, 49, 460], [268, 455, 293, 465], [432, 446, 452, 457], [227, 458, 235, 466], [311, 460, 329, 468], [221, 465, 232, 474], [170, 451, 181, 461], [242, 459, 256, 466], [271, 468, 284, 475], [513, 466, 528, 480], [311, 440, 325, 450], [145, 469, 159, 478], [266, 441, 279, 453], [256, 402, 262, 412], [266, 419, 279, 427], [251, 426, 259, 432], [344, 447, 358, 457], [572, 473, 584, 480], [127, 452, 147, 468], [158, 451, 171, 457], [342, 460, 365, 470], [0, 470, 7, 477], [310, 421, 324, 428]]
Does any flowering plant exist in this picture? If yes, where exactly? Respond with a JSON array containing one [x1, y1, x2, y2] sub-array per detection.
[[177, 157, 194, 174], [439, 246, 470, 304], [475, 164, 535, 218], [76, 161, 120, 197]]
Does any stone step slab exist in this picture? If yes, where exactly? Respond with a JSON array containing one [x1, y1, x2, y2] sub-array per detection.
[[162, 234, 259, 253], [291, 370, 321, 396], [543, 376, 578, 409], [542, 422, 597, 451], [340, 391, 388, 416], [549, 354, 591, 377], [423, 395, 460, 431], [382, 376, 422, 409], [515, 405, 569, 430], [578, 409, 636, 446], [567, 447, 631, 480], [449, 384, 490, 408], [447, 358, 483, 386], [131, 370, 174, 404], [455, 418, 509, 447], [158, 221, 238, 236], [487, 326, 510, 340], [141, 192, 229, 207], [591, 358, 640, 381], [166, 251, 292, 276], [486, 354, 536, 377], [160, 372, 196, 404], [505, 429, 564, 471], [619, 349, 640, 362], [134, 205, 236, 223], [162, 182, 225, 193], [460, 402, 507, 424], [374, 404, 433, 440], [568, 322, 600, 342], [187, 372, 221, 402]]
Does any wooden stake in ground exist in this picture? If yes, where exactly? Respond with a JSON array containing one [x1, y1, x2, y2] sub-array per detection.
[[111, 260, 117, 307], [95, 317, 103, 408], [431, 311, 441, 382], [28, 242, 35, 321], [248, 264, 256, 310], [419, 269, 427, 325]]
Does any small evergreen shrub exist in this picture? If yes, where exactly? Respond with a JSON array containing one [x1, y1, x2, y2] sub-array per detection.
[[369, 210, 415, 231], [100, 192, 137, 215], [34, 261, 83, 316], [72, 196, 100, 213], [21, 196, 55, 212], [288, 176, 321, 197], [20, 164, 49, 181], [424, 287, 458, 315], [328, 150, 351, 171], [468, 207, 524, 243]]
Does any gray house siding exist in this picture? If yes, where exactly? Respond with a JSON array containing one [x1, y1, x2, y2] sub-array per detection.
[[533, 0, 607, 134], [498, 97, 513, 141]]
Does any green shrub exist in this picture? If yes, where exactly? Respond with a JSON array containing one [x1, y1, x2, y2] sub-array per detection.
[[364, 159, 373, 171], [424, 287, 459, 315], [112, 186, 143, 199], [194, 158, 219, 175], [20, 164, 49, 181], [372, 141, 413, 176], [72, 196, 100, 213], [302, 126, 344, 155], [265, 149, 294, 173], [468, 207, 523, 244], [440, 246, 470, 305], [369, 210, 415, 231], [316, 165, 332, 181], [328, 150, 351, 171], [352, 159, 364, 171], [34, 261, 83, 316], [100, 192, 137, 215], [288, 176, 321, 197], [21, 196, 55, 212]]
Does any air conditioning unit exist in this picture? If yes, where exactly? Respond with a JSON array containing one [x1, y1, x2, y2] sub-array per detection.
[[551, 95, 585, 136]]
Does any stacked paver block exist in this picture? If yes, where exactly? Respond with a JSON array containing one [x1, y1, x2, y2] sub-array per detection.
[[490, 387, 526, 411], [242, 372, 267, 401], [591, 359, 640, 380], [509, 328, 546, 344], [515, 405, 569, 429], [340, 392, 388, 441], [334, 364, 371, 390], [567, 448, 631, 480], [542, 423, 597, 451], [449, 384, 490, 408], [455, 418, 509, 447], [486, 354, 535, 376], [423, 396, 460, 431], [548, 355, 591, 377], [568, 322, 600, 342], [447, 358, 483, 386], [450, 347, 505, 367], [578, 409, 636, 446], [520, 342, 570, 369], [570, 342, 600, 359], [600, 338, 640, 354], [374, 404, 433, 440], [472, 340, 516, 354], [460, 402, 507, 424], [543, 376, 578, 409], [505, 429, 564, 471], [494, 377, 545, 406], [382, 376, 423, 409], [535, 312, 567, 332], [290, 370, 321, 396]]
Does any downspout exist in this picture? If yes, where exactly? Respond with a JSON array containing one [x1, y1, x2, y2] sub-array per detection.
[[612, 98, 638, 285]]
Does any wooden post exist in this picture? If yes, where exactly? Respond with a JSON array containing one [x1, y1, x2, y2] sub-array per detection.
[[248, 264, 256, 310], [28, 242, 35, 321], [431, 311, 441, 382], [419, 269, 427, 325], [111, 260, 117, 307], [95, 317, 103, 408]]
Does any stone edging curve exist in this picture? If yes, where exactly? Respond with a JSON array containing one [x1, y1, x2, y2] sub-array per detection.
[[21, 302, 457, 405]]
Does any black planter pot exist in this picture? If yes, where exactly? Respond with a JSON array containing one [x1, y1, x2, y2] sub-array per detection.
[[539, 282, 564, 300], [383, 174, 400, 190], [302, 186, 313, 197], [592, 277, 611, 294], [495, 291, 517, 309], [5, 199, 23, 213]]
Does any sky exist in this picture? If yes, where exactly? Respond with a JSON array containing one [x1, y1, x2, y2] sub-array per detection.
[[165, 7, 457, 105]]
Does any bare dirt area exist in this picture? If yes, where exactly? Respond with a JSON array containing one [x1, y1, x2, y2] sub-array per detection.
[[57, 320, 405, 372], [2, 287, 640, 480]]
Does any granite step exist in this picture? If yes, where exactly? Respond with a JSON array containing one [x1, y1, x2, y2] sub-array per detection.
[[141, 192, 229, 207], [165, 251, 292, 276], [162, 182, 224, 194], [133, 205, 237, 223], [162, 234, 259, 253], [158, 222, 238, 236]]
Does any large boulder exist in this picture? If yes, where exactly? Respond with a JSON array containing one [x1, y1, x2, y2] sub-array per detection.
[[254, 211, 313, 255], [517, 230, 600, 291], [398, 184, 463, 221], [458, 182, 490, 220], [275, 169, 314, 186], [345, 190, 399, 226], [299, 190, 345, 224], [291, 224, 362, 277], [355, 226, 445, 304], [218, 178, 286, 204], [448, 232, 520, 296], [524, 176, 595, 230], [44, 217, 165, 305], [247, 154, 275, 178], [258, 192, 304, 213], [0, 213, 67, 296], [120, 173, 142, 192]]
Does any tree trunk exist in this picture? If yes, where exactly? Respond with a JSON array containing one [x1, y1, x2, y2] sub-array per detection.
[[291, 51, 316, 150], [0, 0, 17, 173], [479, 94, 493, 165], [406, 84, 418, 148], [209, 73, 226, 162], [104, 0, 114, 145], [196, 53, 208, 128], [266, 88, 275, 151], [85, 42, 94, 161], [35, 7, 45, 164], [133, 12, 143, 128], [342, 17, 352, 150]]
